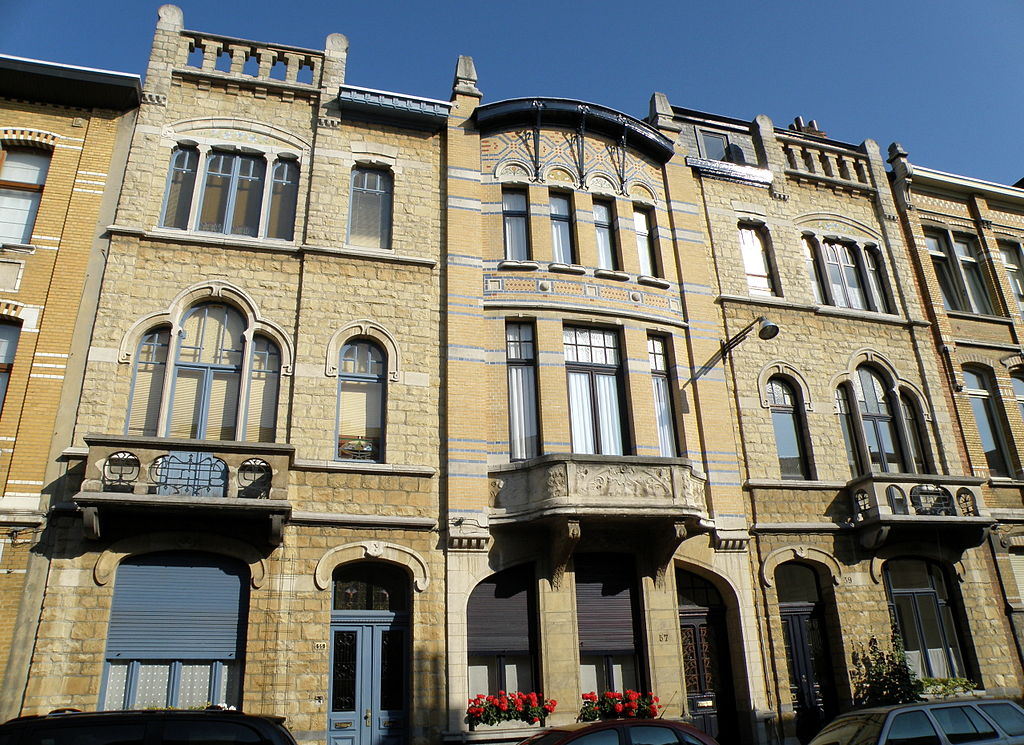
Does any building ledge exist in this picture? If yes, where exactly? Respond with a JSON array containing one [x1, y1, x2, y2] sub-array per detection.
[[686, 156, 773, 188], [291, 459, 436, 477]]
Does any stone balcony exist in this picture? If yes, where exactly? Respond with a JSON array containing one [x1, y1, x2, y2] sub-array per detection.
[[488, 454, 709, 527], [73, 434, 293, 545], [848, 472, 993, 551]]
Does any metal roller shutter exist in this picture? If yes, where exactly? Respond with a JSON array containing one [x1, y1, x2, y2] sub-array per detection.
[[467, 564, 533, 654], [574, 554, 637, 653]]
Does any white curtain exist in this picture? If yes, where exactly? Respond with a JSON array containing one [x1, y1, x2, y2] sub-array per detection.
[[508, 366, 537, 459], [596, 373, 623, 455], [568, 372, 596, 454], [652, 376, 674, 456]]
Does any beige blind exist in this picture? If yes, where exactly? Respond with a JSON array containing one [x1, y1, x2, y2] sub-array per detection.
[[245, 369, 279, 443], [128, 366, 164, 437], [339, 379, 382, 438], [205, 371, 239, 440], [169, 370, 202, 439]]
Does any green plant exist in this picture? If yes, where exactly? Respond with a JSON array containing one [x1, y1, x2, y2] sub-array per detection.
[[851, 634, 923, 707], [578, 691, 659, 721], [466, 691, 556, 727], [920, 677, 975, 697]]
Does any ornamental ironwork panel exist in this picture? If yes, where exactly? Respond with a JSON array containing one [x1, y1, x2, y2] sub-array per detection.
[[237, 458, 272, 499], [910, 485, 954, 516], [102, 451, 140, 493], [150, 451, 228, 498], [331, 631, 357, 712]]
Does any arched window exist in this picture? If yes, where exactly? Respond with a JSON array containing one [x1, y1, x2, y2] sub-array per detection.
[[337, 340, 386, 461], [963, 367, 1011, 477], [836, 365, 931, 476], [885, 559, 971, 680], [766, 376, 811, 479], [102, 552, 248, 710], [125, 302, 280, 442], [467, 564, 536, 695], [348, 168, 392, 249]]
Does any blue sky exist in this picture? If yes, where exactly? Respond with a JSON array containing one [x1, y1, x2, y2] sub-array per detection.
[[3, 1, 1022, 185]]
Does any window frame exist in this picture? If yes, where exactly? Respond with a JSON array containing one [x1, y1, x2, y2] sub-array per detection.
[[738, 223, 777, 297], [633, 206, 659, 277], [766, 376, 812, 480], [699, 131, 730, 162], [962, 366, 1012, 478], [564, 326, 628, 456], [648, 335, 678, 457], [1000, 240, 1024, 315], [549, 192, 576, 264], [803, 234, 892, 312], [335, 339, 388, 463], [347, 167, 393, 250], [925, 229, 996, 315], [158, 144, 300, 242], [506, 322, 540, 461], [467, 565, 538, 696], [0, 146, 51, 246], [502, 189, 531, 261], [125, 302, 281, 443]]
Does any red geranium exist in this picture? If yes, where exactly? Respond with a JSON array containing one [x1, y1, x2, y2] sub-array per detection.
[[579, 690, 660, 721], [466, 691, 557, 727]]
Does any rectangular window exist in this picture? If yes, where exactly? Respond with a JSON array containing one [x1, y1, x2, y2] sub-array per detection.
[[593, 200, 617, 270], [0, 148, 50, 245], [565, 327, 625, 455], [575, 554, 640, 692], [648, 336, 676, 457], [348, 168, 392, 249], [0, 323, 19, 418], [503, 190, 530, 260], [926, 231, 994, 314], [954, 236, 993, 314], [1001, 242, 1024, 313], [550, 193, 575, 264], [633, 207, 658, 277], [507, 323, 539, 460], [738, 225, 775, 296], [700, 131, 729, 162]]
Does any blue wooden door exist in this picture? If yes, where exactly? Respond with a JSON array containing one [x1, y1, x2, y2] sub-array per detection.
[[329, 621, 407, 745]]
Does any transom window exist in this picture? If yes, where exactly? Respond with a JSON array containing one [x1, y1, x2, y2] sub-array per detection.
[[348, 168, 392, 249], [160, 145, 299, 240], [333, 561, 409, 612], [804, 236, 891, 312], [564, 327, 625, 455], [0, 147, 50, 245], [336, 340, 387, 462], [962, 367, 1011, 477], [926, 231, 994, 314], [126, 303, 280, 442]]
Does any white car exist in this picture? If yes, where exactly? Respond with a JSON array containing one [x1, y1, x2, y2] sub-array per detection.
[[808, 700, 1024, 745]]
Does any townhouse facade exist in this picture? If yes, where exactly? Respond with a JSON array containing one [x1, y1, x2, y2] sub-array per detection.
[[0, 54, 139, 720], [6, 6, 1024, 745]]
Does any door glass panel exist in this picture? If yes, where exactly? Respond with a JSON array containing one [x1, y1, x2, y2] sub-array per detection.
[[163, 720, 262, 745], [379, 629, 405, 711], [332, 631, 358, 712], [627, 726, 679, 745], [572, 731, 621, 745], [22, 724, 147, 745], [885, 711, 941, 745], [978, 703, 1024, 736], [930, 706, 997, 743]]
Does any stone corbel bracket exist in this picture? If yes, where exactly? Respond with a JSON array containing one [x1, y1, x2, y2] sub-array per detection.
[[651, 520, 690, 588], [547, 518, 581, 590]]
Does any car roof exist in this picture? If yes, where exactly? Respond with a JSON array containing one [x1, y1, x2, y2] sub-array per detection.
[[543, 720, 698, 734], [2, 709, 286, 727], [834, 699, 1017, 718]]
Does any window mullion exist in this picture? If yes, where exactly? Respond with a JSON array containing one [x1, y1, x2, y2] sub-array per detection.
[[236, 327, 255, 441], [257, 156, 275, 238]]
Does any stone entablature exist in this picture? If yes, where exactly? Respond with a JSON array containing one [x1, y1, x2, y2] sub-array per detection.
[[488, 454, 708, 525]]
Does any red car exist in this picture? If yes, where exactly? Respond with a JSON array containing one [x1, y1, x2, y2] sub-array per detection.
[[518, 719, 722, 745]]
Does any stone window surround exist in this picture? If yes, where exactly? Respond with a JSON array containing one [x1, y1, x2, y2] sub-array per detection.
[[802, 229, 894, 314]]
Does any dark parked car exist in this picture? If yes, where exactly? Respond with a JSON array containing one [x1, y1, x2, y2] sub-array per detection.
[[517, 719, 721, 745], [0, 708, 298, 745], [807, 699, 1024, 745]]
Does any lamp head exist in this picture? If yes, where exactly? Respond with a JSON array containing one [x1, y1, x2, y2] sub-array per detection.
[[757, 317, 780, 341]]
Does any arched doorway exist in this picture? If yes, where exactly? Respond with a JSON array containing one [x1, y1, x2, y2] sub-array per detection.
[[677, 570, 736, 742], [329, 561, 410, 745], [776, 562, 837, 743]]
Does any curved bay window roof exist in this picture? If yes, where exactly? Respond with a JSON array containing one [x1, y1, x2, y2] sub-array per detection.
[[474, 98, 676, 164]]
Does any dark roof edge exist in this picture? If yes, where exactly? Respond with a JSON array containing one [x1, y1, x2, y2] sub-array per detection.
[[0, 54, 140, 110]]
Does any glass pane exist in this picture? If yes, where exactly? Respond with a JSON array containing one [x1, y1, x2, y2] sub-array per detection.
[[629, 726, 680, 745], [0, 188, 40, 244], [739, 227, 773, 296], [467, 655, 497, 697], [379, 630, 405, 711], [701, 132, 728, 161], [267, 160, 298, 240], [205, 370, 240, 440], [653, 376, 675, 457], [978, 703, 1024, 736], [178, 662, 213, 708], [102, 662, 128, 710], [932, 255, 961, 311], [572, 731, 621, 745], [509, 365, 538, 460], [773, 408, 806, 479], [963, 262, 992, 314], [504, 654, 533, 693], [914, 594, 951, 677], [503, 192, 528, 260], [552, 218, 573, 263], [885, 711, 941, 745], [595, 373, 623, 455], [198, 153, 233, 233], [350, 189, 385, 248], [333, 563, 408, 612], [635, 210, 655, 276], [132, 662, 171, 708], [228, 156, 264, 237], [776, 563, 820, 603], [930, 706, 995, 743], [568, 371, 596, 454], [893, 595, 924, 677], [609, 653, 637, 691], [578, 654, 601, 694], [331, 631, 358, 712], [162, 720, 261, 745], [595, 202, 616, 269], [1, 149, 50, 184], [969, 396, 1009, 476], [169, 368, 204, 439], [338, 379, 383, 460], [162, 148, 198, 229]]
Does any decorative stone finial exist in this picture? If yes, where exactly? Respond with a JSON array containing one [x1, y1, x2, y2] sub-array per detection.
[[648, 91, 680, 131], [325, 33, 348, 54], [157, 4, 183, 31], [453, 55, 481, 98]]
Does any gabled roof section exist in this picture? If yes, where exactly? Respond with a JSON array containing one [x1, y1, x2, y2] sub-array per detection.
[[476, 97, 675, 164], [0, 54, 140, 111]]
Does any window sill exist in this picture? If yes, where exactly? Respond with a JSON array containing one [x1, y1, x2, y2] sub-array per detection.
[[497, 260, 540, 271], [814, 304, 911, 326], [745, 478, 848, 490], [594, 269, 630, 281], [126, 226, 300, 253], [548, 262, 586, 275], [637, 275, 671, 289], [945, 310, 1014, 325], [292, 458, 436, 476], [302, 243, 437, 267], [0, 242, 35, 254]]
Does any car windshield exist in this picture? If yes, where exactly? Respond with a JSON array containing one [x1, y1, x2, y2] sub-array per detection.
[[808, 712, 888, 745]]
